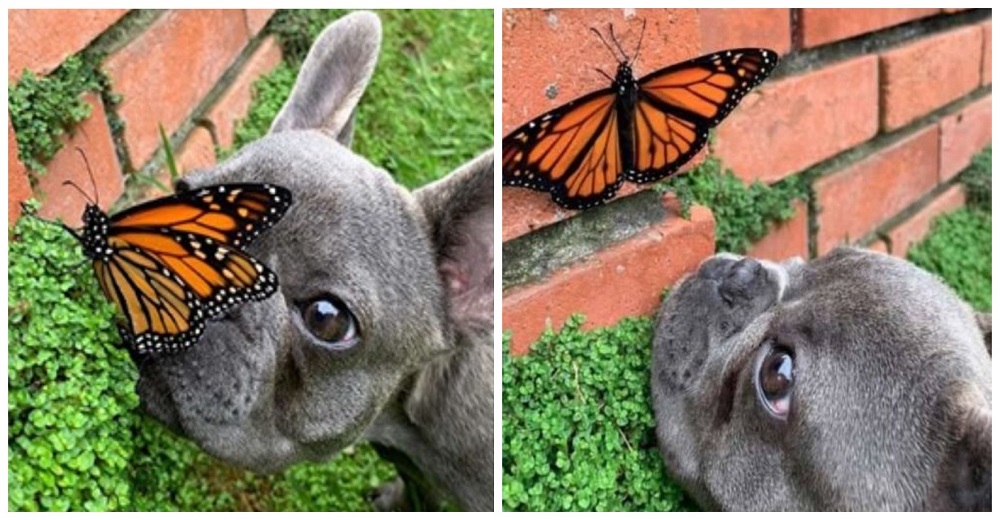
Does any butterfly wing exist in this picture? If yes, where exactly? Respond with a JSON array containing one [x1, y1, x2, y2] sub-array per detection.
[[97, 183, 291, 354], [627, 48, 778, 183], [110, 183, 292, 248], [502, 88, 626, 210], [93, 244, 206, 354]]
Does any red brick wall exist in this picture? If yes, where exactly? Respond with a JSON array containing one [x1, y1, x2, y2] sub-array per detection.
[[502, 8, 991, 354], [8, 9, 282, 228]]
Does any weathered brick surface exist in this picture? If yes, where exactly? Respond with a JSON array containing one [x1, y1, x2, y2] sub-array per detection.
[[35, 93, 123, 228], [815, 126, 940, 254], [939, 95, 992, 182], [244, 9, 275, 35], [715, 55, 880, 184], [880, 26, 983, 131], [206, 36, 283, 150], [502, 8, 703, 240], [105, 9, 250, 167], [982, 21, 992, 85], [502, 9, 701, 135], [800, 8, 939, 48], [8, 120, 32, 226], [746, 200, 809, 261], [698, 8, 791, 55], [502, 8, 991, 359], [501, 150, 705, 242], [503, 196, 715, 355], [8, 9, 127, 81], [887, 185, 966, 258]]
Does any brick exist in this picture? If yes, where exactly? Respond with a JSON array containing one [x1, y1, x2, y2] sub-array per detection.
[[8, 119, 32, 226], [880, 26, 983, 131], [887, 185, 966, 258], [800, 8, 939, 48], [143, 126, 218, 201], [746, 200, 808, 262], [503, 9, 701, 136], [815, 125, 940, 255], [715, 55, 879, 184], [983, 21, 991, 85], [939, 95, 992, 182], [698, 9, 791, 55], [8, 9, 127, 81], [502, 8, 703, 240], [105, 9, 250, 168], [36, 93, 123, 228], [503, 195, 715, 355], [502, 187, 574, 243], [206, 36, 283, 150], [245, 9, 275, 35]]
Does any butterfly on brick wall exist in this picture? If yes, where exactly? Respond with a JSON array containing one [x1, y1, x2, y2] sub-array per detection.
[[502, 20, 779, 210], [59, 155, 292, 355]]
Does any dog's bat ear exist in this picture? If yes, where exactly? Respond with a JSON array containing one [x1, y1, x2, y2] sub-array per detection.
[[929, 386, 992, 511], [975, 313, 990, 355], [269, 11, 381, 147], [415, 150, 493, 339]]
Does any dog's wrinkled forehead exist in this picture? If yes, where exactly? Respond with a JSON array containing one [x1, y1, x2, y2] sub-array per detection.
[[178, 129, 438, 341], [786, 248, 950, 315], [182, 131, 404, 204]]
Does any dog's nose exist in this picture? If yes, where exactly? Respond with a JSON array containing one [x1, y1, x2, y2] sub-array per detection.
[[697, 254, 741, 281], [717, 258, 764, 305]]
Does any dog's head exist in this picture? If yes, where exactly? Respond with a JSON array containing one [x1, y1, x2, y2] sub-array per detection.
[[133, 11, 493, 474], [651, 247, 991, 510]]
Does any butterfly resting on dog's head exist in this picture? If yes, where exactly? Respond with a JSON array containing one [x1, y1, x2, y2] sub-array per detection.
[[502, 20, 779, 210], [59, 155, 292, 355]]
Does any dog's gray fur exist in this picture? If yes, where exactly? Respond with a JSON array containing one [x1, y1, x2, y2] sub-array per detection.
[[132, 12, 493, 511], [652, 247, 991, 511]]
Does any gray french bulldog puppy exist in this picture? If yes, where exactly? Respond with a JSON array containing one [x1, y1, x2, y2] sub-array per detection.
[[652, 247, 991, 511], [132, 12, 494, 511]]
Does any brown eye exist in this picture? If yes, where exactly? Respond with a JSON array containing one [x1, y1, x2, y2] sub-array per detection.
[[301, 297, 358, 347], [755, 346, 794, 420]]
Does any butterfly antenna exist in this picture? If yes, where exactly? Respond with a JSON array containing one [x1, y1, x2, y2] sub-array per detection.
[[74, 147, 100, 207], [62, 179, 97, 207], [608, 23, 629, 64], [631, 18, 647, 65], [590, 26, 622, 63]]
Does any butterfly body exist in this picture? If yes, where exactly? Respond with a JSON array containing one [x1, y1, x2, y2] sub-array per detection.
[[67, 183, 292, 355], [610, 62, 641, 177], [503, 41, 779, 210]]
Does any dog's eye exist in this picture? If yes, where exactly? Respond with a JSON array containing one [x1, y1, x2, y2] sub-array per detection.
[[301, 297, 358, 347], [754, 345, 794, 421]]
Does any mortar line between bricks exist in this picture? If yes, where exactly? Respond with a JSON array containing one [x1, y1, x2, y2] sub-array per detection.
[[789, 8, 803, 52], [502, 190, 669, 290], [800, 87, 991, 184], [85, 10, 167, 58], [774, 8, 991, 81], [36, 11, 172, 200], [855, 166, 974, 252], [797, 86, 989, 260], [805, 171, 820, 260], [119, 25, 275, 207]]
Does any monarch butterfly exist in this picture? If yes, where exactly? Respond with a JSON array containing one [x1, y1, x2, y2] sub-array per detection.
[[61, 174, 292, 355], [502, 22, 779, 209]]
